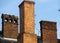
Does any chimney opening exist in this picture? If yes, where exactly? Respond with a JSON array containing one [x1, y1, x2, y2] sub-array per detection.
[[9, 19, 12, 23], [14, 20, 17, 24], [4, 18, 8, 22]]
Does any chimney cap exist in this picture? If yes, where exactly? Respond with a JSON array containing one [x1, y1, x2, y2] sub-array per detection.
[[18, 0, 35, 7]]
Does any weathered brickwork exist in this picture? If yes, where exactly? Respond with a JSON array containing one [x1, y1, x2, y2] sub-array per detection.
[[18, 33, 37, 43], [19, 1, 35, 34], [40, 21, 57, 43], [1, 14, 18, 39], [18, 1, 37, 43]]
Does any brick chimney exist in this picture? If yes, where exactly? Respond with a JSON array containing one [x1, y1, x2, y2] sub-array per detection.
[[40, 20, 57, 43], [18, 1, 37, 43], [1, 14, 18, 39]]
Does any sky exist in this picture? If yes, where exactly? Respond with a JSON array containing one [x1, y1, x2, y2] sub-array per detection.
[[0, 0, 60, 39]]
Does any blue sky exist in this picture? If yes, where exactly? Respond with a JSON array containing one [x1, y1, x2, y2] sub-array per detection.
[[0, 0, 60, 39]]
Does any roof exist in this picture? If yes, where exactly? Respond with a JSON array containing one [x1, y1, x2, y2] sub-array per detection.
[[58, 39, 60, 43]]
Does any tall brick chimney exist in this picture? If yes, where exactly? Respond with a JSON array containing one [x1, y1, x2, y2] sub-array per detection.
[[1, 14, 18, 39], [18, 1, 37, 43], [40, 20, 57, 43]]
